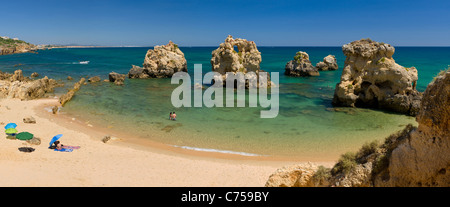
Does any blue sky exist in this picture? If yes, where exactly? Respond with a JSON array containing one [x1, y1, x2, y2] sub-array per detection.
[[2, 0, 449, 46]]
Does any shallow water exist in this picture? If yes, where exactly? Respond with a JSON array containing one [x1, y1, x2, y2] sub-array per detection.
[[1, 46, 448, 159]]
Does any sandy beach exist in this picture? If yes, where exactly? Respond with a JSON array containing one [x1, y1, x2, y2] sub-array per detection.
[[0, 98, 333, 187]]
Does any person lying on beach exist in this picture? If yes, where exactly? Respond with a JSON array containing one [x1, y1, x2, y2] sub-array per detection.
[[49, 141, 80, 150], [49, 140, 63, 150]]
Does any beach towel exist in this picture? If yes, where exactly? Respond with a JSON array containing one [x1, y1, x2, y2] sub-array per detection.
[[54, 148, 73, 152], [63, 146, 81, 150]]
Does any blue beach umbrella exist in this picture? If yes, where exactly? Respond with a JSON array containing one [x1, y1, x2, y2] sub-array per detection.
[[49, 134, 63, 148], [4, 123, 17, 130]]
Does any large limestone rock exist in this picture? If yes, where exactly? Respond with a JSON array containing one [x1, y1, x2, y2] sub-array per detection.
[[0, 70, 59, 100], [285, 51, 320, 77], [332, 38, 422, 116], [128, 41, 187, 78], [210, 35, 271, 88], [265, 163, 319, 187], [316, 55, 338, 71], [374, 70, 450, 187]]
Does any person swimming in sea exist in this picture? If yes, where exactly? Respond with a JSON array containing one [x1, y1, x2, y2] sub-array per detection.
[[172, 112, 176, 121], [169, 112, 173, 120]]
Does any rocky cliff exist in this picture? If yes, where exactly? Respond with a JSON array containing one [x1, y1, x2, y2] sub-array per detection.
[[128, 41, 187, 78], [332, 38, 422, 116], [266, 70, 450, 187], [210, 35, 271, 88], [0, 38, 36, 55]]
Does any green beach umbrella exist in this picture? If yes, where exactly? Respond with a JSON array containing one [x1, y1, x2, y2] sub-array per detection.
[[5, 128, 18, 134], [15, 132, 34, 141]]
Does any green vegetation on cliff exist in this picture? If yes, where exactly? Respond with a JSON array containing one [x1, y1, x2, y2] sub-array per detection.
[[0, 38, 30, 47]]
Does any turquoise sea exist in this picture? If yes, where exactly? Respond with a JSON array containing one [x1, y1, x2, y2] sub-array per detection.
[[1, 47, 449, 160]]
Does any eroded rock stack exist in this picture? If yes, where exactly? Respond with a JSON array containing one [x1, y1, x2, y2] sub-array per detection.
[[285, 51, 320, 77], [210, 35, 271, 88], [332, 38, 422, 116], [128, 41, 187, 78]]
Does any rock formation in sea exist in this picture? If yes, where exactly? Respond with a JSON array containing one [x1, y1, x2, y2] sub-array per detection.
[[332, 38, 422, 116], [109, 72, 126, 86], [266, 70, 450, 187], [128, 41, 187, 78], [88, 76, 101, 83], [31, 72, 39, 78], [316, 55, 338, 71], [0, 69, 60, 100], [59, 77, 85, 106], [210, 35, 271, 88], [285, 51, 320, 77]]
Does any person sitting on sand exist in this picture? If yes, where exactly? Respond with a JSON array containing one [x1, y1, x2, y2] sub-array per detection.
[[169, 112, 173, 120], [172, 112, 176, 121]]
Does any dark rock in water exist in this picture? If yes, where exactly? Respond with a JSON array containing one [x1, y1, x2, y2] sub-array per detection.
[[88, 76, 101, 83], [31, 72, 39, 78], [316, 55, 338, 71], [285, 51, 320, 77], [67, 76, 73, 80], [109, 72, 126, 86], [128, 65, 149, 79]]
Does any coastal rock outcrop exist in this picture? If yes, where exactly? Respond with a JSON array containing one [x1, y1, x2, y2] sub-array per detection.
[[109, 72, 126, 85], [332, 38, 422, 116], [88, 76, 101, 83], [0, 37, 36, 56], [265, 163, 319, 187], [0, 70, 59, 100], [266, 70, 450, 187], [316, 55, 338, 71], [285, 51, 320, 77], [59, 77, 85, 106], [128, 41, 187, 78], [376, 70, 449, 187], [210, 35, 271, 88]]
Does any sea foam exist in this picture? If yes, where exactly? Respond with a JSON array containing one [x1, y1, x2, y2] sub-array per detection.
[[171, 145, 263, 157]]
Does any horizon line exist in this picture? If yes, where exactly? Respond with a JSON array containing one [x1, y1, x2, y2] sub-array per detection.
[[53, 45, 450, 48]]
